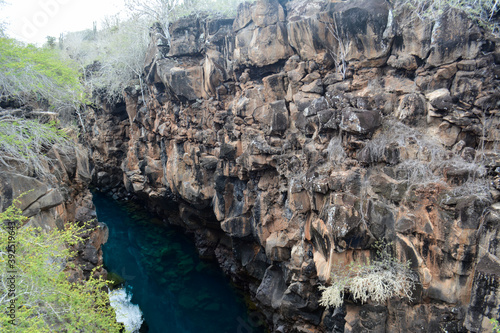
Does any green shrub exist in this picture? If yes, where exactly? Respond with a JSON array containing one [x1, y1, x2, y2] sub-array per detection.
[[0, 38, 85, 110], [492, 318, 500, 333], [0, 196, 122, 332]]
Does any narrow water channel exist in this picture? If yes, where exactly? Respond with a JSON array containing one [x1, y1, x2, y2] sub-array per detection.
[[93, 192, 265, 333]]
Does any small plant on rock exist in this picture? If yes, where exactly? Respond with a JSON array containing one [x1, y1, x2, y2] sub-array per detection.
[[0, 196, 122, 332], [491, 318, 500, 333], [319, 242, 416, 309]]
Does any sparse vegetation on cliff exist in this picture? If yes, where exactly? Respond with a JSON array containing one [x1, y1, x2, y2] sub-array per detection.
[[319, 243, 416, 309], [0, 38, 85, 111], [0, 197, 122, 332], [0, 116, 72, 178], [60, 17, 150, 104], [326, 17, 350, 80], [58, 0, 250, 106], [126, 0, 250, 42], [491, 318, 500, 333], [395, 0, 500, 35], [360, 119, 493, 201]]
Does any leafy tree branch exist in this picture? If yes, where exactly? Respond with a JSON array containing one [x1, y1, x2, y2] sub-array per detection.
[[0, 38, 85, 112], [0, 197, 122, 332]]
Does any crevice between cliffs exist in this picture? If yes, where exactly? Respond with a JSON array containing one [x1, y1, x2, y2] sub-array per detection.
[[94, 191, 267, 333]]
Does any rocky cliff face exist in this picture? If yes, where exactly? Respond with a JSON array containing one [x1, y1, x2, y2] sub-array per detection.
[[0, 137, 107, 281], [85, 0, 500, 331]]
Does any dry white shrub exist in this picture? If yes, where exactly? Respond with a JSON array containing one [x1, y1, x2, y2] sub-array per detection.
[[0, 115, 72, 178], [319, 242, 416, 309], [319, 283, 345, 309]]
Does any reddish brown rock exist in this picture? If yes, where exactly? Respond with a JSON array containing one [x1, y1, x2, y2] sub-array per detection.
[[83, 2, 500, 332]]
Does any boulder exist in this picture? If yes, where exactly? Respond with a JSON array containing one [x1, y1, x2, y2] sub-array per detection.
[[203, 50, 227, 96], [233, 0, 291, 67], [263, 73, 287, 101], [265, 232, 292, 261], [427, 9, 482, 67], [304, 96, 329, 117], [0, 173, 47, 211], [392, 9, 433, 60], [168, 15, 204, 56], [387, 54, 419, 70], [426, 88, 453, 111], [252, 0, 285, 28], [234, 22, 293, 67], [256, 265, 287, 309], [451, 71, 482, 104], [159, 65, 206, 101], [221, 216, 252, 237], [301, 79, 324, 94], [322, 0, 392, 65], [340, 107, 382, 136], [269, 100, 289, 134], [396, 93, 426, 124], [22, 189, 64, 217]]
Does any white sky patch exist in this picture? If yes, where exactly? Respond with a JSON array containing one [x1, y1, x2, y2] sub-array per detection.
[[2, 0, 126, 45]]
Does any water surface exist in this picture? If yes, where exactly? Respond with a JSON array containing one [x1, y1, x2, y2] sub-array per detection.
[[93, 192, 265, 333]]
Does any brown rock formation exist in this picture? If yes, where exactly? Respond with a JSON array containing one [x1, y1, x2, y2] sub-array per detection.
[[0, 138, 107, 281], [84, 0, 500, 331]]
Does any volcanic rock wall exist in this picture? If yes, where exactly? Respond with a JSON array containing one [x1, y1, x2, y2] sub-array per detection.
[[85, 0, 500, 331], [0, 137, 107, 281]]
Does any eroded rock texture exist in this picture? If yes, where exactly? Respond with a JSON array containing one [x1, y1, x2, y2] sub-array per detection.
[[85, 0, 500, 331], [0, 140, 107, 281]]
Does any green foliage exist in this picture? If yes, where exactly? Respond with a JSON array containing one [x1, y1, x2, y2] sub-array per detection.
[[0, 197, 122, 332], [45, 36, 57, 49], [395, 0, 500, 35], [0, 37, 86, 110], [492, 318, 500, 333], [319, 242, 416, 309], [0, 116, 71, 177]]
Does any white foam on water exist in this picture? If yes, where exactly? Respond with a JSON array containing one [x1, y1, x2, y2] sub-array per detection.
[[109, 286, 144, 333]]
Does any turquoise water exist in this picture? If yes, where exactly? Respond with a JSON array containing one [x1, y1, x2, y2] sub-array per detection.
[[93, 192, 265, 333]]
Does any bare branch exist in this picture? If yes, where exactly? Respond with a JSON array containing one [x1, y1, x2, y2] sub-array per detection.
[[326, 15, 350, 80]]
